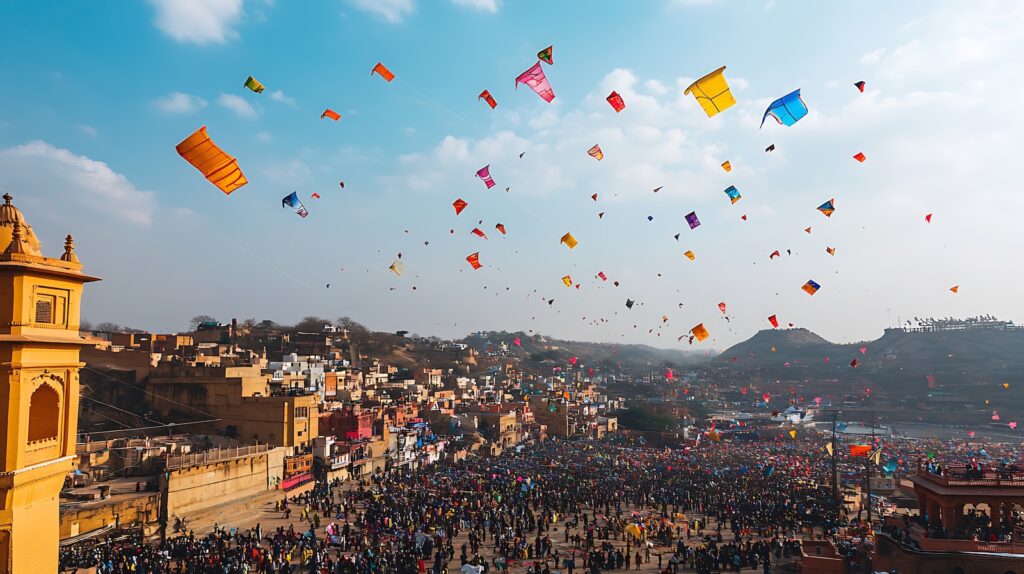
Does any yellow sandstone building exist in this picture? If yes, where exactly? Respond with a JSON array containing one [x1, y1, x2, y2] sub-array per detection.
[[0, 194, 98, 573]]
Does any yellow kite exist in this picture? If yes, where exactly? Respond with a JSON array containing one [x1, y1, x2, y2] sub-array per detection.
[[691, 323, 709, 342], [560, 232, 578, 249], [684, 250, 695, 261], [683, 66, 736, 118], [175, 126, 247, 195]]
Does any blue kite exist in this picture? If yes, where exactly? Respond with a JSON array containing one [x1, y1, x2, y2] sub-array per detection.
[[723, 185, 742, 204], [760, 89, 808, 128]]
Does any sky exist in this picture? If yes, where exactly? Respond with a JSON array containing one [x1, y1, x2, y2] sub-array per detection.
[[1, 0, 1022, 349]]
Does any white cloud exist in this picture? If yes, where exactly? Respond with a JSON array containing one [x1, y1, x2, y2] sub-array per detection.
[[218, 93, 258, 118], [152, 92, 207, 114], [256, 131, 273, 142], [269, 90, 297, 107], [348, 0, 415, 23], [860, 48, 886, 64], [148, 0, 245, 45], [0, 142, 156, 225], [451, 0, 499, 12], [262, 159, 312, 186], [78, 125, 98, 138]]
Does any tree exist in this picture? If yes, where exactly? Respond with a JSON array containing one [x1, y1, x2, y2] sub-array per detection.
[[336, 316, 370, 338], [293, 316, 331, 333], [79, 319, 94, 332], [616, 403, 677, 432], [95, 322, 122, 333], [190, 315, 218, 330]]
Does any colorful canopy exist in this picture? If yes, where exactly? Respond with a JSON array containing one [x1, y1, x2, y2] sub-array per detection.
[[371, 62, 395, 82], [244, 76, 265, 93], [282, 192, 309, 218], [685, 211, 701, 229], [478, 90, 497, 109], [723, 185, 741, 204], [683, 66, 735, 118], [175, 126, 248, 195], [802, 280, 821, 295], [516, 62, 555, 103], [606, 91, 625, 112], [760, 89, 808, 128]]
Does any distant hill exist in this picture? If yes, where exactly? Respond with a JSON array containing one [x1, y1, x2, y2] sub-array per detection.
[[464, 331, 711, 373]]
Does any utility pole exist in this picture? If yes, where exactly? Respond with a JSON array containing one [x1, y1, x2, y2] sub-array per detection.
[[831, 411, 839, 518]]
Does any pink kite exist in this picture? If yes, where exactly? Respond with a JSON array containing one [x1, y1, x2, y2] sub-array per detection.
[[476, 165, 495, 189], [598, 271, 607, 281], [569, 357, 578, 365], [859, 346, 867, 355], [513, 338, 522, 347], [925, 213, 933, 223], [768, 315, 779, 328], [1010, 422, 1019, 430], [515, 62, 555, 103], [718, 302, 727, 314]]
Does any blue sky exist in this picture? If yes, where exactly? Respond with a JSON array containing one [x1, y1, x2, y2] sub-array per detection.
[[1, 0, 1022, 348]]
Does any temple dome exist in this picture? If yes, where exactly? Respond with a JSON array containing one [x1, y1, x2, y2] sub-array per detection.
[[0, 194, 42, 256]]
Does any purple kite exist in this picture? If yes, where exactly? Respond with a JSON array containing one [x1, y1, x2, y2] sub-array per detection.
[[685, 211, 701, 229], [516, 62, 555, 103], [476, 165, 495, 189]]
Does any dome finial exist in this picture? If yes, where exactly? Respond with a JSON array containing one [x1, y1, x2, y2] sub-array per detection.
[[5, 221, 27, 255], [61, 234, 79, 263], [2, 194, 11, 206]]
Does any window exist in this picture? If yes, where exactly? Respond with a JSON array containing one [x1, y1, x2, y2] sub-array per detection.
[[35, 298, 53, 324], [28, 384, 59, 442]]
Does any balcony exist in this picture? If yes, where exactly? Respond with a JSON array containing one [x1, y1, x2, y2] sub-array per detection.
[[915, 462, 1024, 488]]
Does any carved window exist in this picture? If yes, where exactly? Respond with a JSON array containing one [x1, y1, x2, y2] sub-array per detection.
[[28, 384, 59, 442], [35, 298, 54, 324]]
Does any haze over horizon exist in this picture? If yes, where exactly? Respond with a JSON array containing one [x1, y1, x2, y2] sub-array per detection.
[[2, 0, 1022, 348]]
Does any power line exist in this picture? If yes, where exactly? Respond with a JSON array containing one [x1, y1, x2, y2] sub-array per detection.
[[80, 394, 166, 427], [81, 366, 219, 420]]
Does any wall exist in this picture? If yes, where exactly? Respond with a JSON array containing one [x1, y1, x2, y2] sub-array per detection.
[[162, 452, 272, 521], [60, 493, 160, 539], [873, 533, 1024, 574]]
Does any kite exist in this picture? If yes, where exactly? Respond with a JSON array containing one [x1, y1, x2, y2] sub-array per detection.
[[516, 62, 555, 103], [685, 211, 701, 229], [338, 181, 345, 188], [478, 90, 497, 109], [925, 213, 933, 223], [591, 193, 598, 201], [587, 145, 604, 161], [282, 192, 309, 218], [770, 250, 780, 259], [598, 212, 605, 219], [718, 302, 727, 314], [789, 429, 797, 439], [859, 346, 867, 354], [371, 62, 395, 82], [854, 81, 866, 92], [466, 252, 482, 270], [598, 271, 607, 281], [684, 250, 695, 261], [321, 109, 341, 121], [625, 299, 635, 309], [765, 144, 776, 152], [1011, 422, 1019, 430], [741, 214, 747, 220], [850, 445, 871, 457], [471, 228, 488, 239], [244, 76, 265, 93], [768, 315, 779, 328], [562, 275, 573, 287], [826, 246, 836, 256], [691, 323, 710, 342], [537, 45, 553, 65], [805, 227, 812, 233], [495, 223, 506, 235], [1003, 383, 1011, 389], [476, 165, 496, 189], [513, 338, 522, 347], [175, 126, 248, 195], [389, 260, 404, 276], [453, 198, 468, 215], [817, 199, 835, 217], [850, 359, 859, 368], [683, 66, 735, 118], [674, 234, 680, 241], [760, 89, 808, 128], [721, 161, 731, 172], [853, 152, 867, 162], [653, 186, 663, 193], [950, 285, 959, 293], [560, 232, 578, 249], [802, 279, 821, 295], [606, 91, 625, 112], [723, 185, 741, 204], [311, 193, 320, 199], [647, 215, 654, 222]]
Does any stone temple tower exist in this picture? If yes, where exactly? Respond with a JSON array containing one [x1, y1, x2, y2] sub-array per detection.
[[0, 194, 99, 572]]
